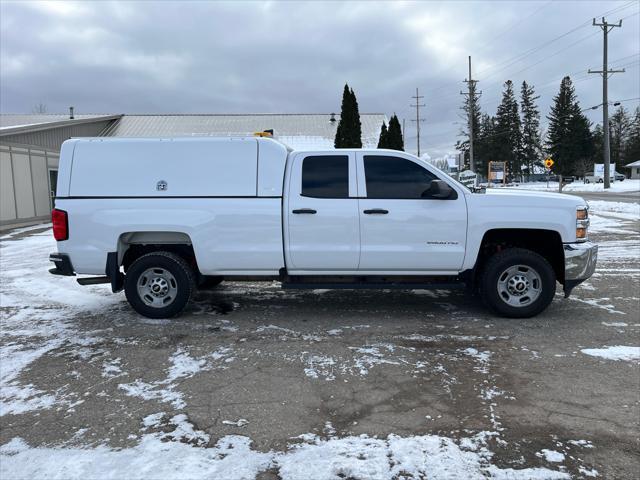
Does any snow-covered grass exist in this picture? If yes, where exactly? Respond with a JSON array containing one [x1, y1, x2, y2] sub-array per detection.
[[581, 346, 640, 362], [508, 179, 640, 193]]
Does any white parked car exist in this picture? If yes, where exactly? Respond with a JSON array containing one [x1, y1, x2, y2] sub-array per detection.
[[584, 172, 625, 183], [50, 137, 597, 319]]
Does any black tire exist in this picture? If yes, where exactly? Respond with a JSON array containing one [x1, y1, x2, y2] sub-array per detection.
[[198, 276, 224, 290], [124, 251, 195, 318], [481, 248, 556, 318]]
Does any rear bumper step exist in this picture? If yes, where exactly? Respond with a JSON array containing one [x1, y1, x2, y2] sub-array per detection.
[[49, 253, 75, 276]]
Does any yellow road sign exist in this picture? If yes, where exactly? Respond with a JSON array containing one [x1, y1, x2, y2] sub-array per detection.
[[544, 158, 554, 169]]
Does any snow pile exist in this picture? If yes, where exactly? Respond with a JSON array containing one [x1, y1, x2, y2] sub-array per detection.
[[0, 429, 571, 480], [587, 200, 640, 220], [580, 346, 640, 362], [537, 449, 565, 463], [511, 179, 640, 193]]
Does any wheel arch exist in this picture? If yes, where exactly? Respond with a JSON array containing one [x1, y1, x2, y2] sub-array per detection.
[[473, 228, 564, 285], [117, 231, 199, 274]]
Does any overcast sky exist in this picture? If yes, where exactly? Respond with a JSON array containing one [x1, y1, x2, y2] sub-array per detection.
[[1, 0, 638, 157]]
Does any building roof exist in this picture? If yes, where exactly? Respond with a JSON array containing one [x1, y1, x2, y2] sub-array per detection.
[[0, 114, 122, 135], [100, 113, 386, 149], [0, 114, 119, 129], [623, 160, 640, 168], [0, 113, 386, 150]]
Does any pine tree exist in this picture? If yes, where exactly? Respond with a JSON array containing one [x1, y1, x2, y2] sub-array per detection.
[[475, 113, 498, 175], [334, 84, 363, 148], [520, 81, 542, 178], [588, 124, 604, 175], [350, 87, 363, 148], [495, 80, 522, 178], [623, 106, 640, 165], [377, 121, 388, 148], [386, 114, 404, 151], [455, 80, 481, 171], [546, 76, 593, 179], [609, 106, 630, 166]]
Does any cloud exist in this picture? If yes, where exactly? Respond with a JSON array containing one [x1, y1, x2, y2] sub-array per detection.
[[1, 0, 638, 157]]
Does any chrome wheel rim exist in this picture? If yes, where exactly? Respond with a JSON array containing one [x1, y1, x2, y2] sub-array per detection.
[[497, 264, 542, 308], [137, 267, 178, 308]]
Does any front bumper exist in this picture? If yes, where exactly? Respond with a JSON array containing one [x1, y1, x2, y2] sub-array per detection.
[[563, 242, 598, 297]]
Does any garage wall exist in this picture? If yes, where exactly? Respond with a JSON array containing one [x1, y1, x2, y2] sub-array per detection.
[[0, 143, 58, 227]]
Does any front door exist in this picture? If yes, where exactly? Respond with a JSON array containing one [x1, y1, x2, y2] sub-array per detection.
[[286, 153, 360, 271], [356, 153, 467, 272]]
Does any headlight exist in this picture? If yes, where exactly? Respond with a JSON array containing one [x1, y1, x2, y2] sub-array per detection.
[[576, 206, 589, 241]]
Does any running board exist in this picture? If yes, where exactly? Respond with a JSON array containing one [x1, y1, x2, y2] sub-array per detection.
[[281, 282, 465, 290], [77, 276, 111, 286]]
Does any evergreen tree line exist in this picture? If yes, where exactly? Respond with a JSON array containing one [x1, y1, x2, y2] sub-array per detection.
[[457, 76, 640, 179], [334, 83, 405, 151], [377, 114, 404, 150]]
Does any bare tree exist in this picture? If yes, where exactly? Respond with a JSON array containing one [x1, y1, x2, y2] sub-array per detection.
[[32, 102, 48, 114]]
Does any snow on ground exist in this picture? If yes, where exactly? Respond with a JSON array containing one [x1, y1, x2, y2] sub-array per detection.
[[508, 179, 640, 193], [0, 227, 122, 415], [118, 346, 234, 408], [0, 422, 571, 480], [587, 200, 640, 219], [580, 346, 640, 362]]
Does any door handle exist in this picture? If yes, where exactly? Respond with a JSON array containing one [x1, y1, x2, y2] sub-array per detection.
[[292, 208, 317, 214], [363, 209, 389, 215]]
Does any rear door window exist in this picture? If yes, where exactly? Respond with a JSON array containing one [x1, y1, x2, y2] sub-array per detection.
[[364, 155, 437, 199], [301, 155, 349, 198]]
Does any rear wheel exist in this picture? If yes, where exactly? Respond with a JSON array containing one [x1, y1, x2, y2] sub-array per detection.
[[124, 252, 195, 318], [481, 248, 556, 318]]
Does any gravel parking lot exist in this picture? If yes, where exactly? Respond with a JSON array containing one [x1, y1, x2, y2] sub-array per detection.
[[1, 199, 638, 479]]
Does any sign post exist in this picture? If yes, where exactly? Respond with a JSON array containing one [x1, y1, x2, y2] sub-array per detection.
[[544, 157, 554, 188]]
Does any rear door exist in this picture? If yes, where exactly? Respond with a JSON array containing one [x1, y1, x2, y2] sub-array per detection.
[[286, 153, 360, 271], [356, 153, 467, 272]]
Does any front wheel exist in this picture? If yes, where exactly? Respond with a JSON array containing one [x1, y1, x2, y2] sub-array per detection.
[[481, 248, 556, 318], [124, 252, 195, 318]]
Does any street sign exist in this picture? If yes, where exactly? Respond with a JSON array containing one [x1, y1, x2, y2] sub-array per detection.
[[544, 158, 554, 169], [488, 161, 507, 186]]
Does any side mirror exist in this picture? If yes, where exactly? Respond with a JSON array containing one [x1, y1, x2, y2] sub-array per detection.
[[422, 180, 456, 199]]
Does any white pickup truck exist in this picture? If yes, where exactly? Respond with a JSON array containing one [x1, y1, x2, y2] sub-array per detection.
[[49, 137, 597, 319]]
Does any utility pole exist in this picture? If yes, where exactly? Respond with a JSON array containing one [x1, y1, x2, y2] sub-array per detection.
[[460, 56, 481, 173], [402, 118, 406, 143], [589, 17, 624, 189], [410, 88, 425, 157]]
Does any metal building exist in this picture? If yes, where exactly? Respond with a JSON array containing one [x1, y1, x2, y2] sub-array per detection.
[[0, 112, 386, 229], [0, 114, 122, 229]]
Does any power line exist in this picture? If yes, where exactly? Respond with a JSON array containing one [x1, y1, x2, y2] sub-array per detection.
[[426, 3, 638, 106]]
